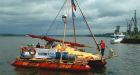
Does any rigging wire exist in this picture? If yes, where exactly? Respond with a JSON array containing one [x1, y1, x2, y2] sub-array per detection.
[[46, 0, 67, 35], [75, 0, 100, 51]]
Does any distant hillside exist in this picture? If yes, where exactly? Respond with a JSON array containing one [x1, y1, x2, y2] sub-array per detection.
[[0, 33, 113, 37], [94, 33, 112, 37], [0, 34, 25, 36]]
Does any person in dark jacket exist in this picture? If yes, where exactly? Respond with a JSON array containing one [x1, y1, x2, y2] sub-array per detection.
[[36, 43, 41, 48]]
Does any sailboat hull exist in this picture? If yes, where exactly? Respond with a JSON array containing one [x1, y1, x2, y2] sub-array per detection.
[[11, 60, 91, 71], [87, 60, 106, 68], [121, 38, 140, 44]]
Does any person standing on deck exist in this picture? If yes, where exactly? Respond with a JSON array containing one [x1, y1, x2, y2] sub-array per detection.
[[100, 40, 106, 57]]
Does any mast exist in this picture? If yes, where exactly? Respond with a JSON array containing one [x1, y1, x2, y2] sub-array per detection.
[[62, 15, 67, 45], [71, 0, 77, 48], [60, 14, 67, 63]]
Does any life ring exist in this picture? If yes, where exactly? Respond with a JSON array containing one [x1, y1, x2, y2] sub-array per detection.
[[28, 47, 36, 57]]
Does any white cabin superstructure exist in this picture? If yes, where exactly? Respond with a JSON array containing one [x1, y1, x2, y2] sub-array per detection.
[[110, 33, 125, 44]]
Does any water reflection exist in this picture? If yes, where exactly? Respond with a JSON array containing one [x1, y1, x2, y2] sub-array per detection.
[[14, 67, 106, 75], [91, 67, 106, 74]]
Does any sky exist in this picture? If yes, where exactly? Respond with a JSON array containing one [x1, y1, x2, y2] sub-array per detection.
[[0, 0, 140, 35]]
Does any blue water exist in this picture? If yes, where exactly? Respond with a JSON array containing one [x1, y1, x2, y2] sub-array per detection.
[[0, 36, 140, 75]]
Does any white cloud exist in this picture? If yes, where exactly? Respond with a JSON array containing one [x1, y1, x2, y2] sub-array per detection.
[[0, 0, 140, 34]]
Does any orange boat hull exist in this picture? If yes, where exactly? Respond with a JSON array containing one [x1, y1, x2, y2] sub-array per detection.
[[11, 61, 91, 71]]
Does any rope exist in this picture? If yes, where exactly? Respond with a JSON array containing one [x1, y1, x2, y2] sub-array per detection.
[[75, 0, 118, 60], [46, 0, 67, 35], [75, 0, 100, 52], [105, 46, 118, 59]]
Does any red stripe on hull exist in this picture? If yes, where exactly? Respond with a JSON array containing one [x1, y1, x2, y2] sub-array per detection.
[[12, 61, 91, 71]]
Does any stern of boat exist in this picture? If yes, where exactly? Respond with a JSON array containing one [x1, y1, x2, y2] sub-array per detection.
[[87, 59, 106, 68]]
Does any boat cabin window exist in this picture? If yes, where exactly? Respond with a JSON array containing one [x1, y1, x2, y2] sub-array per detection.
[[38, 53, 48, 55], [116, 36, 119, 39]]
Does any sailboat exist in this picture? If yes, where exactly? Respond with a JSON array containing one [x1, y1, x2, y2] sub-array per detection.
[[11, 0, 112, 71]]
